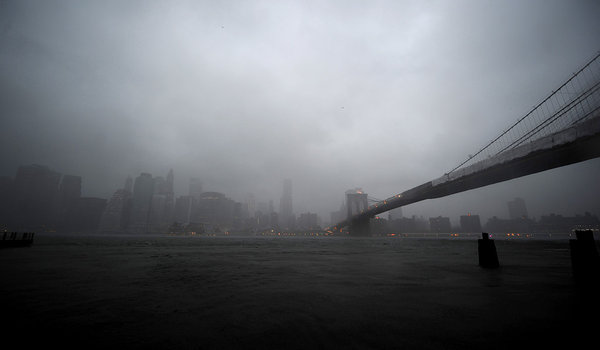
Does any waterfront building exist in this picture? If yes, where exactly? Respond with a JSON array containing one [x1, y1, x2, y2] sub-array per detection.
[[460, 214, 482, 233], [429, 216, 452, 233]]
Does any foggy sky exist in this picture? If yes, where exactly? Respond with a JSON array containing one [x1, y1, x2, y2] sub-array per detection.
[[1, 0, 599, 225]]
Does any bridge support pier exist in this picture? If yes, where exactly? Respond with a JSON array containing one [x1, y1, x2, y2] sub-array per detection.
[[478, 232, 499, 268], [349, 217, 371, 237], [569, 230, 599, 287]]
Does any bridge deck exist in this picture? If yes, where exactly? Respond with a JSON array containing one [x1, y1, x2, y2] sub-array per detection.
[[331, 114, 600, 231]]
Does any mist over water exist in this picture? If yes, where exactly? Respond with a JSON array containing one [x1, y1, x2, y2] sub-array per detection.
[[2, 234, 598, 349]]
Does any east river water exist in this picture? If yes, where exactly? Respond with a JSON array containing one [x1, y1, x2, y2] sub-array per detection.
[[1, 233, 598, 349]]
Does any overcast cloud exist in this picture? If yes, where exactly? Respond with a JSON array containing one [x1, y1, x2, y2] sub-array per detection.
[[1, 0, 599, 224]]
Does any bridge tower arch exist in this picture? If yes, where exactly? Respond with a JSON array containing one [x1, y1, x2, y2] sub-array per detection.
[[346, 189, 371, 236]]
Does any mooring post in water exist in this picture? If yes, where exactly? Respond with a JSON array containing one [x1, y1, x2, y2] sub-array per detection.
[[569, 230, 599, 285], [478, 232, 499, 268]]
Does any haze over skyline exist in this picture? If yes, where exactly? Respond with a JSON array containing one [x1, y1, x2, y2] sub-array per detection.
[[1, 0, 599, 224]]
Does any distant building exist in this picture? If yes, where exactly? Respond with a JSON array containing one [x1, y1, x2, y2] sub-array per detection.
[[484, 216, 534, 233], [256, 201, 269, 218], [537, 212, 600, 233], [254, 209, 270, 229], [163, 169, 175, 224], [414, 216, 429, 232], [191, 191, 236, 232], [388, 215, 428, 233], [298, 212, 319, 230], [388, 207, 403, 221], [460, 214, 482, 233], [370, 216, 388, 235], [330, 201, 347, 226], [129, 173, 154, 233], [98, 189, 131, 232], [280, 179, 293, 229], [508, 198, 528, 219], [153, 177, 166, 195], [13, 164, 62, 230], [145, 169, 175, 233], [246, 193, 256, 219], [58, 175, 81, 209], [148, 194, 167, 233], [174, 195, 193, 224], [429, 216, 451, 233], [189, 177, 203, 200], [69, 197, 107, 232], [270, 212, 279, 229]]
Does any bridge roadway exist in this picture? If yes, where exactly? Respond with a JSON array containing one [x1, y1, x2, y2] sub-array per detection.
[[329, 114, 600, 233]]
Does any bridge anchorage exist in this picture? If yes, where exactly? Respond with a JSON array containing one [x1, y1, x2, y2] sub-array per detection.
[[328, 51, 600, 243]]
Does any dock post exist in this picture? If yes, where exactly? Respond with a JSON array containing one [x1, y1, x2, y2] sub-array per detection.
[[478, 232, 499, 268], [569, 230, 599, 286]]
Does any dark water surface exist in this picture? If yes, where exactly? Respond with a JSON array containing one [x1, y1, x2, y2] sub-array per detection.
[[1, 234, 598, 349]]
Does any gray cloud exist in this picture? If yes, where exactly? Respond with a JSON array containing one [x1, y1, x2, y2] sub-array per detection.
[[1, 0, 599, 223]]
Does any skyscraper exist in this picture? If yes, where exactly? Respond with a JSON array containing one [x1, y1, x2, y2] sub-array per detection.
[[174, 195, 193, 224], [189, 177, 203, 200], [164, 169, 175, 224], [280, 179, 293, 229], [147, 169, 176, 231], [98, 189, 131, 232], [129, 173, 154, 233], [245, 193, 256, 218]]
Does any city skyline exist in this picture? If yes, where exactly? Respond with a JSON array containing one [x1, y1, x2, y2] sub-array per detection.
[[1, 1, 600, 225], [2, 2, 599, 349], [2, 162, 598, 234]]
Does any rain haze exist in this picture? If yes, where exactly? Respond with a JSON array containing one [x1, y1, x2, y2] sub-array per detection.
[[1, 0, 599, 224], [4, 2, 600, 349]]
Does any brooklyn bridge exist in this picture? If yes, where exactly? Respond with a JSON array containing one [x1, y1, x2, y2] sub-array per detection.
[[329, 52, 600, 236]]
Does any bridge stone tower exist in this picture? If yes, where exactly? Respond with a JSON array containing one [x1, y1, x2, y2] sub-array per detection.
[[346, 189, 371, 236]]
